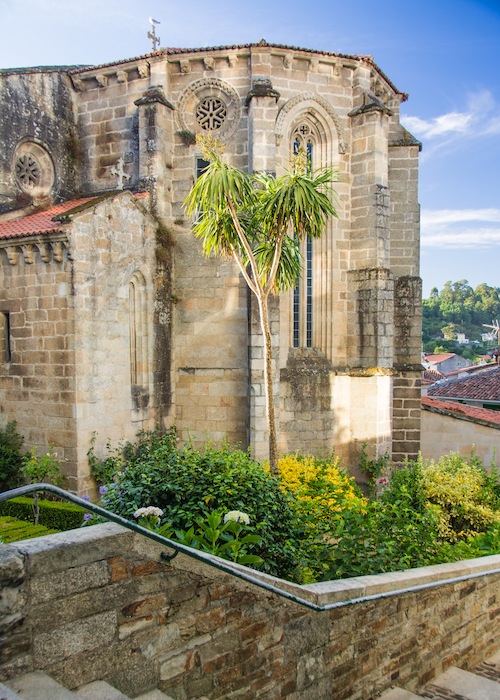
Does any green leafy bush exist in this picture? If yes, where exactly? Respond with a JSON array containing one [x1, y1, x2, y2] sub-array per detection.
[[0, 421, 24, 491], [323, 490, 441, 580], [91, 430, 500, 583], [99, 433, 301, 579], [422, 453, 500, 542], [0, 497, 86, 530]]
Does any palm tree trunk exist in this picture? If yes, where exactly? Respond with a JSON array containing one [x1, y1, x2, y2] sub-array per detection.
[[256, 292, 279, 476]]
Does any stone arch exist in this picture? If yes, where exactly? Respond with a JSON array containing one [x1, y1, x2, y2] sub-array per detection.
[[176, 77, 241, 140], [276, 94, 348, 362], [129, 270, 150, 411], [276, 92, 347, 154]]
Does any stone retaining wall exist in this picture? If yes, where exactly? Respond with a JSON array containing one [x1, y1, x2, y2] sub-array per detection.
[[0, 524, 498, 699]]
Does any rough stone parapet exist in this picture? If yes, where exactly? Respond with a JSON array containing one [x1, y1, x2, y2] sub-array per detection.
[[0, 525, 498, 699]]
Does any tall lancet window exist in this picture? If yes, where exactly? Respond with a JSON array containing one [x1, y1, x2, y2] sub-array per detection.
[[129, 272, 149, 409], [293, 124, 314, 348]]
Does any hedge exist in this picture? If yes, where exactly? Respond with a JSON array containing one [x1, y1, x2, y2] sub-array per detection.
[[0, 497, 86, 531], [0, 516, 59, 543]]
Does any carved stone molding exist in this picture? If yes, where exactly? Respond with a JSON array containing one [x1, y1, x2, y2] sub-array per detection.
[[0, 238, 69, 266], [275, 92, 347, 154]]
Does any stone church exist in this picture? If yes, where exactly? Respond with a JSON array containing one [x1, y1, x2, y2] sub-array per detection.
[[0, 41, 422, 492]]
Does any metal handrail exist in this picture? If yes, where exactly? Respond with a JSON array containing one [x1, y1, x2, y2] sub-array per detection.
[[1, 484, 499, 612]]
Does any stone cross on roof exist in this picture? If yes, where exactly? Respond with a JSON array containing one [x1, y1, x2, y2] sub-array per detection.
[[110, 157, 131, 190]]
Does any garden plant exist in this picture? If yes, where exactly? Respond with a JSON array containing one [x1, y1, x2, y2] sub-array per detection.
[[89, 429, 500, 584]]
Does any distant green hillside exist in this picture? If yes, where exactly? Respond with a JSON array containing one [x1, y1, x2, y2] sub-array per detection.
[[423, 280, 500, 358]]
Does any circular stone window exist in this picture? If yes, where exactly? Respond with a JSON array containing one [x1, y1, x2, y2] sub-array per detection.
[[13, 142, 55, 197], [196, 97, 227, 131], [177, 78, 241, 140]]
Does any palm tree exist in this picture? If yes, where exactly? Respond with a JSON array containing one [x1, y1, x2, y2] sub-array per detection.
[[184, 135, 338, 474]]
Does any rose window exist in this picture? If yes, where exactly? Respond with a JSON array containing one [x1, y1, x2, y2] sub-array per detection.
[[196, 97, 227, 130], [15, 154, 41, 189], [12, 141, 55, 196]]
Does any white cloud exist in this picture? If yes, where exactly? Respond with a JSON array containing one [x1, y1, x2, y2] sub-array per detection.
[[401, 90, 500, 160], [421, 208, 500, 249], [403, 112, 473, 139], [421, 209, 500, 225]]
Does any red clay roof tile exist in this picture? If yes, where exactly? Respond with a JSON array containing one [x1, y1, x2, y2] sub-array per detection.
[[422, 396, 500, 427], [428, 365, 500, 403], [0, 192, 150, 241]]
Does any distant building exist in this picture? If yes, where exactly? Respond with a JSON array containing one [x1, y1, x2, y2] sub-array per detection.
[[428, 365, 500, 412], [422, 353, 473, 375]]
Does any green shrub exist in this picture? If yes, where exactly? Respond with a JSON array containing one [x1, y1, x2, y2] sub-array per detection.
[[0, 497, 86, 530], [322, 495, 441, 580], [0, 421, 24, 491], [99, 433, 301, 579], [88, 427, 178, 486], [0, 516, 59, 543], [422, 452, 499, 542], [432, 523, 500, 563]]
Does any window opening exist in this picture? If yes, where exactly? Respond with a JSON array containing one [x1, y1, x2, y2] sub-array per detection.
[[293, 126, 314, 348], [196, 157, 210, 180], [0, 312, 11, 364], [196, 97, 227, 131]]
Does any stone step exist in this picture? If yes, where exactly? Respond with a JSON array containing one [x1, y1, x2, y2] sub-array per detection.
[[0, 680, 24, 700], [423, 666, 500, 700], [6, 671, 80, 699], [378, 688, 423, 699], [75, 680, 131, 699], [1, 671, 173, 700]]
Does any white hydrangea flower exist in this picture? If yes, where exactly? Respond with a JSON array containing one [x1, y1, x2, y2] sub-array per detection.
[[134, 506, 164, 520], [224, 510, 250, 525]]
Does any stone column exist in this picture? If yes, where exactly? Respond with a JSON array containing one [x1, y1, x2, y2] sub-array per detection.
[[389, 128, 423, 462], [135, 84, 175, 221]]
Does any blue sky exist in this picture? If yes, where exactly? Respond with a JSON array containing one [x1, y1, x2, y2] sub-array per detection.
[[1, 0, 499, 297]]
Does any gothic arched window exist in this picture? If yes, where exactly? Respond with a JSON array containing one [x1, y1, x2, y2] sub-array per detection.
[[292, 123, 315, 348]]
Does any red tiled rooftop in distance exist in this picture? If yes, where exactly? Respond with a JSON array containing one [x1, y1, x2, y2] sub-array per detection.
[[422, 396, 500, 427], [422, 369, 445, 385], [424, 353, 456, 364], [0, 192, 150, 240], [428, 365, 500, 402]]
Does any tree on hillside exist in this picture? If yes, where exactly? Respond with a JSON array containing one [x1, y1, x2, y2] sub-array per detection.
[[184, 135, 338, 474], [423, 280, 500, 345]]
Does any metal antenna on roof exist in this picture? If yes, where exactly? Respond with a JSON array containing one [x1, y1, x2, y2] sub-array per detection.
[[483, 320, 500, 343], [148, 18, 161, 52]]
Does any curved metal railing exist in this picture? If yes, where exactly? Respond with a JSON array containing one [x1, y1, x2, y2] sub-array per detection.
[[1, 484, 499, 612]]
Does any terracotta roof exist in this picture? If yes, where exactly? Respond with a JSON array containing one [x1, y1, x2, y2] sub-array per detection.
[[428, 366, 500, 403], [444, 363, 497, 378], [424, 353, 456, 364], [0, 198, 95, 240], [0, 192, 149, 241], [422, 396, 500, 428], [422, 369, 445, 385]]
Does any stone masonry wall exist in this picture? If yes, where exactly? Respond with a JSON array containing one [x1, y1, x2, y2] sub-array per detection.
[[69, 192, 160, 491], [421, 407, 499, 468], [1, 525, 498, 700], [0, 240, 77, 482]]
